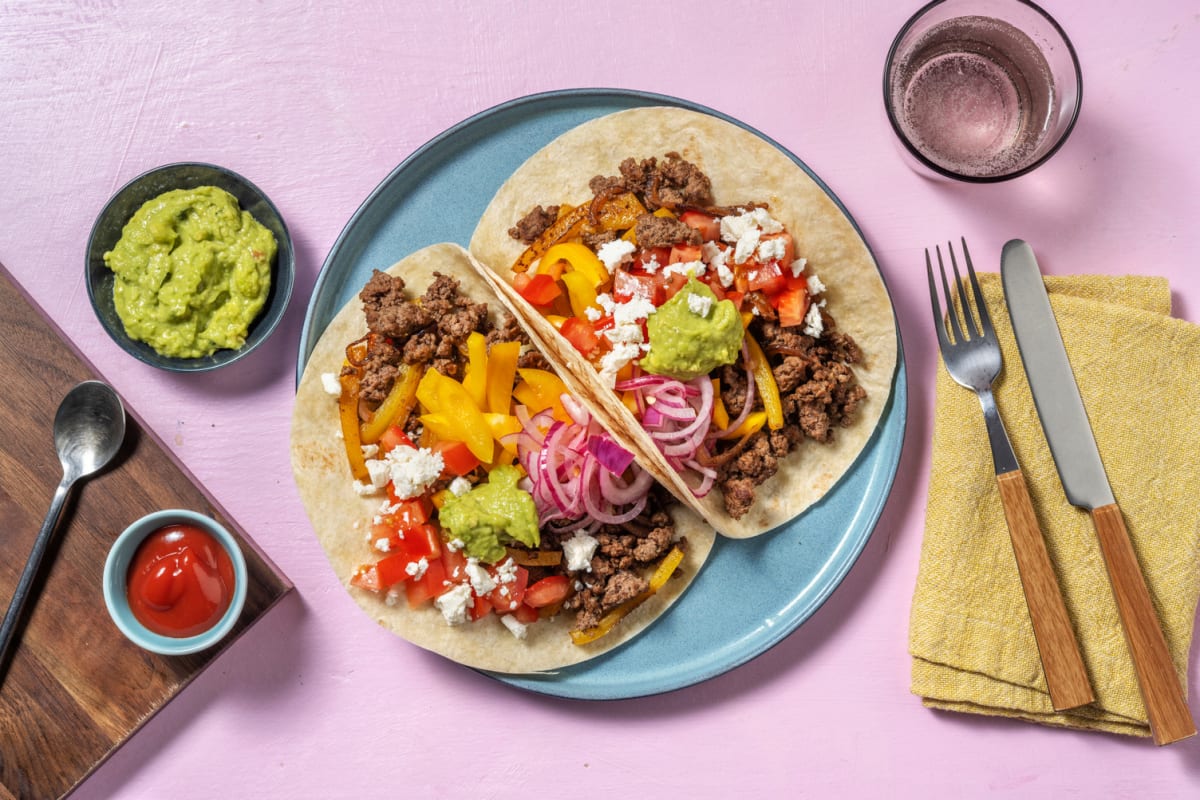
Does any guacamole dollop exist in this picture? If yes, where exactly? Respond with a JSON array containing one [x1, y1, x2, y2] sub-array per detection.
[[640, 279, 742, 380], [438, 465, 539, 563], [103, 186, 276, 359]]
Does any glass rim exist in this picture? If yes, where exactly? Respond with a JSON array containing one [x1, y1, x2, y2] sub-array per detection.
[[882, 0, 1083, 183]]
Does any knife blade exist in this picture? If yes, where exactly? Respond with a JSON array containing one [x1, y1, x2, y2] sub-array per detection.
[[1001, 239, 1196, 745]]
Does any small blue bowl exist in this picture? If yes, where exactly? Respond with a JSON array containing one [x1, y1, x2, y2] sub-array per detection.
[[85, 162, 295, 372], [103, 509, 248, 656]]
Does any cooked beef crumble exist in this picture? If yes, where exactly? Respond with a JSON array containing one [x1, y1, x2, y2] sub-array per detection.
[[353, 268, 678, 630], [508, 204, 560, 243]]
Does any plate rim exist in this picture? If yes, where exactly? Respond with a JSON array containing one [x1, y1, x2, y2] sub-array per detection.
[[296, 87, 908, 699]]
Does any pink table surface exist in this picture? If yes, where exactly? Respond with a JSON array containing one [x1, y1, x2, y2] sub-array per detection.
[[3, 1, 1199, 797]]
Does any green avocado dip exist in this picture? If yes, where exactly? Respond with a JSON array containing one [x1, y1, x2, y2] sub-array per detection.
[[103, 185, 276, 359], [438, 465, 539, 563], [641, 278, 742, 380]]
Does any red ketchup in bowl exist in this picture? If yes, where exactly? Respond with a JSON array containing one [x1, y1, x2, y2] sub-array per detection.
[[126, 523, 236, 638]]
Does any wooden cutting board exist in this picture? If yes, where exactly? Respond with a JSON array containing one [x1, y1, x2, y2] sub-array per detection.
[[0, 263, 293, 800]]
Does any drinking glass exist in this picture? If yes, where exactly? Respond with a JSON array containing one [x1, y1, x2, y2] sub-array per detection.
[[883, 0, 1082, 182]]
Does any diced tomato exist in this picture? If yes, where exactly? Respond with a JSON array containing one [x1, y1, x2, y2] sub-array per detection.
[[405, 557, 447, 608], [440, 544, 469, 585], [724, 290, 745, 311], [516, 273, 563, 307], [634, 247, 670, 269], [524, 575, 572, 608], [469, 594, 493, 621], [593, 314, 615, 332], [679, 210, 721, 242], [513, 272, 532, 293], [350, 564, 383, 592], [560, 316, 601, 357], [375, 552, 414, 588], [669, 244, 702, 264], [378, 425, 414, 454], [743, 260, 787, 295], [487, 565, 529, 612], [432, 439, 480, 477], [774, 285, 811, 328], [661, 271, 689, 302], [512, 603, 540, 624], [383, 493, 433, 529], [613, 270, 663, 305], [390, 522, 442, 563]]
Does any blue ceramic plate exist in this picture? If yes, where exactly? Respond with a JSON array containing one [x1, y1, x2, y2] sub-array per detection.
[[298, 89, 906, 700]]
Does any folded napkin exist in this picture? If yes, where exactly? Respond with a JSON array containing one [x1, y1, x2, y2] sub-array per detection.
[[910, 273, 1200, 736]]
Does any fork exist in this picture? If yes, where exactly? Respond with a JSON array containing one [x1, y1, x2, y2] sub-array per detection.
[[927, 239, 1095, 712]]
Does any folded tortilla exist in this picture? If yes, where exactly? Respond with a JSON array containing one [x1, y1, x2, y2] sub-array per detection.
[[291, 243, 714, 673], [468, 107, 899, 538]]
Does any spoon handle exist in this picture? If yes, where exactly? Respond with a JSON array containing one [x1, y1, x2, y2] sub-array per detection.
[[0, 476, 74, 683]]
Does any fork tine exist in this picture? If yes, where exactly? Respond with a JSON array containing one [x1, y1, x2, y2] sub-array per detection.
[[960, 237, 994, 340], [946, 241, 979, 341], [925, 248, 951, 351], [935, 245, 965, 345]]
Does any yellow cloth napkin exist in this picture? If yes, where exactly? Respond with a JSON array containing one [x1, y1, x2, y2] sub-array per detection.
[[910, 273, 1200, 736]]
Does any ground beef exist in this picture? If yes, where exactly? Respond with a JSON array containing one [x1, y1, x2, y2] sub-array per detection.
[[615, 153, 714, 210], [401, 329, 437, 366], [360, 270, 432, 339], [602, 572, 649, 608], [508, 204, 560, 243], [588, 173, 627, 197], [420, 272, 489, 355], [358, 337, 403, 404], [634, 213, 702, 249], [582, 229, 619, 250]]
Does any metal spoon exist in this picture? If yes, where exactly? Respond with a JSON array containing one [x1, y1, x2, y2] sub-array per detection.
[[0, 381, 126, 680]]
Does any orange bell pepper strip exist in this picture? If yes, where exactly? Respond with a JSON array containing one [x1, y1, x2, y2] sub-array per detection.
[[337, 370, 369, 482], [485, 340, 521, 415], [570, 545, 685, 645], [744, 331, 784, 431], [588, 191, 648, 233], [539, 242, 609, 288], [461, 332, 489, 411], [710, 378, 730, 431], [360, 363, 424, 445], [720, 411, 767, 441], [511, 205, 590, 274]]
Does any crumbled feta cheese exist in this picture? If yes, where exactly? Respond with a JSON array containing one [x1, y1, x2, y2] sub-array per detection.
[[385, 587, 402, 607], [447, 538, 465, 553], [500, 613, 528, 640], [641, 254, 662, 274], [612, 295, 656, 326], [562, 531, 599, 572], [352, 480, 378, 497], [435, 583, 474, 625], [788, 258, 808, 278], [662, 259, 705, 279], [598, 342, 642, 388], [374, 537, 391, 553], [465, 559, 497, 595], [380, 445, 444, 499], [448, 476, 472, 496], [719, 212, 757, 244], [494, 558, 518, 584], [596, 238, 635, 270], [733, 226, 760, 265], [360, 443, 379, 460], [721, 209, 785, 265], [596, 293, 616, 315], [757, 237, 787, 263], [703, 242, 734, 288], [405, 557, 429, 579], [806, 271, 825, 294], [749, 208, 784, 233], [803, 300, 825, 338], [687, 292, 714, 318], [365, 458, 391, 490], [321, 372, 342, 396], [584, 305, 602, 322]]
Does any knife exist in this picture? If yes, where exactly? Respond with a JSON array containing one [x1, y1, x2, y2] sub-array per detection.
[[1001, 239, 1196, 745]]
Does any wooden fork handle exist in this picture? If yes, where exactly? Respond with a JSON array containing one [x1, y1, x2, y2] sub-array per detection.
[[996, 470, 1095, 711], [1090, 503, 1196, 745]]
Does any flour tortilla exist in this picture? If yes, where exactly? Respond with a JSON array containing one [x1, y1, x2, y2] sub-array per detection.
[[469, 107, 899, 539], [291, 243, 714, 673]]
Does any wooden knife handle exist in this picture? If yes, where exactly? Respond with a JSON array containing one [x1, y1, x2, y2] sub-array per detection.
[[1091, 503, 1197, 745], [995, 470, 1095, 710]]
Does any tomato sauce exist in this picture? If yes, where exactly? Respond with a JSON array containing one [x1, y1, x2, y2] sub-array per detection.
[[126, 523, 235, 638]]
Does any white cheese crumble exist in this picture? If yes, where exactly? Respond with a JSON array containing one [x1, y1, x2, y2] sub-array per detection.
[[500, 613, 528, 640], [806, 272, 825, 294], [448, 476, 472, 496], [447, 538, 465, 553], [366, 445, 444, 499], [702, 242, 734, 288], [465, 559, 497, 595], [360, 443, 379, 460], [321, 372, 342, 396], [596, 238, 635, 270], [732, 226, 760, 265], [720, 208, 785, 265], [789, 258, 809, 279], [687, 292, 714, 318], [599, 342, 643, 388], [352, 480, 378, 497], [435, 583, 474, 625], [405, 557, 429, 579], [662, 259, 706, 279], [584, 305, 602, 322], [757, 237, 787, 263], [373, 537, 391, 553], [494, 558, 518, 584], [562, 531, 599, 572], [611, 295, 656, 327], [803, 300, 825, 338]]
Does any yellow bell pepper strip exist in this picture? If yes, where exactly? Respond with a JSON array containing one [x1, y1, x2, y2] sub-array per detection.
[[359, 363, 424, 445], [711, 378, 730, 431], [430, 488, 452, 510], [483, 412, 523, 455], [720, 410, 767, 441], [434, 378, 495, 463], [514, 368, 571, 423], [591, 191, 648, 232], [512, 204, 590, 274], [416, 366, 447, 413], [745, 331, 784, 431], [485, 340, 521, 414], [561, 270, 600, 319], [338, 370, 370, 482], [539, 242, 609, 288], [570, 545, 685, 645], [461, 332, 489, 411]]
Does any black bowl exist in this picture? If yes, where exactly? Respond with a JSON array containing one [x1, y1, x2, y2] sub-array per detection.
[[85, 162, 295, 372]]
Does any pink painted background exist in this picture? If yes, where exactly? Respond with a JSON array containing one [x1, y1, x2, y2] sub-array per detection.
[[4, 1, 1200, 797]]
